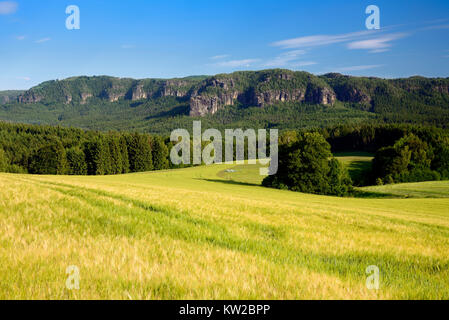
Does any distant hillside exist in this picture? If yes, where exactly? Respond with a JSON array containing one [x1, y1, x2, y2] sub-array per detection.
[[0, 90, 24, 104], [1, 69, 448, 134]]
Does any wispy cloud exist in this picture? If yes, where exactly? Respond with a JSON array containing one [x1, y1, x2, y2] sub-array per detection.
[[263, 50, 306, 67], [16, 76, 31, 81], [290, 61, 317, 67], [0, 1, 18, 15], [16, 35, 25, 40], [272, 28, 408, 54], [35, 38, 51, 44], [210, 54, 229, 60], [421, 24, 449, 31], [332, 64, 384, 73], [422, 18, 449, 25], [214, 59, 260, 68], [271, 30, 377, 49], [347, 33, 407, 53]]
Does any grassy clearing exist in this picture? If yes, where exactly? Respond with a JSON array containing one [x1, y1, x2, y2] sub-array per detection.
[[334, 152, 374, 186], [0, 163, 449, 299], [361, 181, 449, 199]]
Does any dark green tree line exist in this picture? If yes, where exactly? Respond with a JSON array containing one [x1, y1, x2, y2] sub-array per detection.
[[0, 122, 171, 175]]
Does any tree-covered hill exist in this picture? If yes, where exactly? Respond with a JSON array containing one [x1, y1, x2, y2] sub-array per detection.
[[0, 69, 448, 135]]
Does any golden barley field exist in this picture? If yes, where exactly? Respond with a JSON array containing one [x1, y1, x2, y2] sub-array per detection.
[[0, 163, 449, 300]]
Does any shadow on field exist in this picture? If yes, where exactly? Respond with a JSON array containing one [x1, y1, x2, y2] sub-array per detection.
[[198, 178, 260, 187], [200, 178, 406, 198], [348, 161, 372, 180], [352, 190, 405, 199]]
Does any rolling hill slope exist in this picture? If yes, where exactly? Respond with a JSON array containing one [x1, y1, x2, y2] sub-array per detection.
[[1, 163, 448, 299]]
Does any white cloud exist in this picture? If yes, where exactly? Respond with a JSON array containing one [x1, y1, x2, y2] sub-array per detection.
[[272, 29, 406, 54], [0, 1, 17, 15], [332, 65, 384, 73], [271, 30, 377, 49], [285, 49, 307, 56], [210, 54, 229, 60], [347, 33, 408, 53], [16, 35, 25, 40], [214, 59, 260, 68], [263, 50, 306, 67], [290, 61, 317, 67], [35, 38, 51, 43], [16, 76, 31, 81]]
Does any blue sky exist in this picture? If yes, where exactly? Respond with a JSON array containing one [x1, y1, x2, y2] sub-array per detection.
[[0, 0, 448, 90]]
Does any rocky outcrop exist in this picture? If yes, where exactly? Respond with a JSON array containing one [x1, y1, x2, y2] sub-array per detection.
[[64, 94, 72, 104], [190, 96, 221, 116], [107, 93, 124, 102], [189, 72, 336, 116], [189, 77, 241, 116], [131, 83, 148, 100], [0, 96, 10, 104], [433, 84, 449, 94], [207, 78, 236, 90], [305, 86, 336, 105], [189, 86, 336, 116], [80, 92, 92, 104], [334, 86, 371, 103], [101, 84, 127, 102], [18, 91, 43, 103], [127, 80, 196, 101], [161, 80, 191, 98], [252, 89, 306, 107], [190, 91, 240, 116]]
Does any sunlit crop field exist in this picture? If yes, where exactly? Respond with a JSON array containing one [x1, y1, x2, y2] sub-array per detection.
[[1, 163, 449, 299]]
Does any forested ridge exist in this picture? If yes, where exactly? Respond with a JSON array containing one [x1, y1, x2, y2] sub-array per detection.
[[0, 69, 448, 134]]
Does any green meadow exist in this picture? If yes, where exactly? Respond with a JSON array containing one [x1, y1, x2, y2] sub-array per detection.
[[335, 152, 374, 186], [1, 160, 449, 299]]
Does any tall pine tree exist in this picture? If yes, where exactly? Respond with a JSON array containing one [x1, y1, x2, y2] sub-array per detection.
[[83, 137, 109, 175], [151, 136, 169, 170], [119, 135, 130, 173], [29, 139, 68, 175], [0, 148, 8, 172], [127, 133, 153, 172], [107, 134, 123, 174], [66, 147, 87, 175]]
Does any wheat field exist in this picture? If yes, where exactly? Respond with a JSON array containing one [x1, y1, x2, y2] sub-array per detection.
[[0, 163, 448, 299]]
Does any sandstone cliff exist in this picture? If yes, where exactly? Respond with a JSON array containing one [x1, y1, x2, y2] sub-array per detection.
[[188, 70, 337, 116], [9, 70, 449, 118]]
